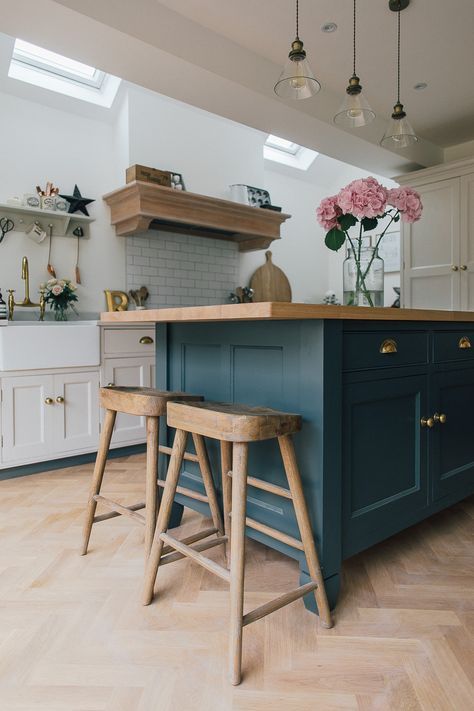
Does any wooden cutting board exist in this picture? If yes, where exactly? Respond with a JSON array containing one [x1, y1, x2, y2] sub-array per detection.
[[250, 251, 292, 302]]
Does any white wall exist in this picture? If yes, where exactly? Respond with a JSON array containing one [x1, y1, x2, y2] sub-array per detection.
[[0, 90, 125, 316]]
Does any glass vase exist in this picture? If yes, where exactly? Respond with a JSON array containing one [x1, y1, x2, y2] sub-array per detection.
[[54, 306, 68, 321], [343, 246, 384, 307]]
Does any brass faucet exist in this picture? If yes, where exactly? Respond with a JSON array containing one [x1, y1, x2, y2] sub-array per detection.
[[8, 257, 45, 321]]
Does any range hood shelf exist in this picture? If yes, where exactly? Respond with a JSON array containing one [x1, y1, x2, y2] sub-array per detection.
[[103, 181, 290, 251]]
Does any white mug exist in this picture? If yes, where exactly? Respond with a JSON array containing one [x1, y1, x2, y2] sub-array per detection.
[[25, 222, 46, 244], [229, 184, 249, 205]]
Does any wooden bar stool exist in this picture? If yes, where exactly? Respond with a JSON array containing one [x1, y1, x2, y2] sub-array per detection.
[[143, 400, 333, 685], [81, 387, 224, 561]]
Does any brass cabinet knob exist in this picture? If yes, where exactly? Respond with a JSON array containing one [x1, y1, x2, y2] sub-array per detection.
[[452, 265, 459, 271], [380, 338, 397, 354], [106, 383, 115, 387], [460, 265, 468, 271], [56, 396, 65, 404], [44, 397, 54, 405], [139, 336, 154, 345], [459, 336, 471, 349], [420, 416, 435, 428], [433, 412, 447, 424]]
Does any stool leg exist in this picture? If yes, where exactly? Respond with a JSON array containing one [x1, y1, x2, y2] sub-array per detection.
[[192, 433, 224, 538], [145, 416, 160, 560], [220, 441, 233, 568], [278, 435, 333, 629], [81, 408, 116, 555], [142, 428, 188, 606], [229, 442, 248, 686]]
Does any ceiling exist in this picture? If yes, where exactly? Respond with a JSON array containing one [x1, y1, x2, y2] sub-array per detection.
[[2, 0, 474, 176]]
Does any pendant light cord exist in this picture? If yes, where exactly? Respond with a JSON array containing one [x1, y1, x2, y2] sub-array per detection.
[[353, 0, 356, 76], [296, 0, 299, 39], [397, 6, 401, 103]]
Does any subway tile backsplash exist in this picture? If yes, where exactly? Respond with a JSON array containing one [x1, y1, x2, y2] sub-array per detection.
[[126, 231, 239, 307]]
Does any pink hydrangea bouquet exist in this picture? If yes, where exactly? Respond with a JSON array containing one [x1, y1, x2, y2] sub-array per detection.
[[316, 177, 422, 306], [42, 278, 78, 320]]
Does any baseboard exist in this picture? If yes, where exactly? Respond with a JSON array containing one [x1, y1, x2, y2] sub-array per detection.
[[0, 444, 146, 481]]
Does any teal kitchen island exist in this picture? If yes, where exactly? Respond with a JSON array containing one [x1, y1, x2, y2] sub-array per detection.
[[102, 303, 474, 611]]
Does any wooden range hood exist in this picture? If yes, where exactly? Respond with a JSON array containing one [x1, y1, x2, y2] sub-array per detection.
[[103, 181, 291, 252]]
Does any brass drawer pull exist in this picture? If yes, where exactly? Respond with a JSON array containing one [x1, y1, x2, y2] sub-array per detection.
[[44, 397, 54, 405], [139, 336, 154, 345], [460, 265, 468, 271], [420, 416, 435, 429], [452, 265, 459, 271], [380, 338, 397, 354], [56, 396, 64, 404], [433, 412, 447, 424], [459, 336, 471, 350]]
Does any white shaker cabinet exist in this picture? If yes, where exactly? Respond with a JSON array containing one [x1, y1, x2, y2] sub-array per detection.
[[100, 326, 155, 447], [399, 157, 474, 310], [1, 374, 53, 463], [1, 370, 99, 465], [53, 371, 100, 454]]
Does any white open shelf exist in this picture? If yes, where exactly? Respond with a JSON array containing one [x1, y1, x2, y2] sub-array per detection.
[[0, 202, 94, 237]]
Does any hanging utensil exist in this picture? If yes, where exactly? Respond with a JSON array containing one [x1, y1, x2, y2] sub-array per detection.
[[72, 226, 83, 284], [0, 217, 14, 244], [46, 223, 56, 278]]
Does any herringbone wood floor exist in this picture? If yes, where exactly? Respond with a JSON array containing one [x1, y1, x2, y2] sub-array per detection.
[[0, 453, 473, 711]]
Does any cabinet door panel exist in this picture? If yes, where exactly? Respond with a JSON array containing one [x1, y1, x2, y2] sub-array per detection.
[[343, 375, 428, 556], [402, 178, 460, 309], [53, 372, 100, 454], [102, 357, 153, 445], [431, 368, 474, 500], [1, 375, 54, 463]]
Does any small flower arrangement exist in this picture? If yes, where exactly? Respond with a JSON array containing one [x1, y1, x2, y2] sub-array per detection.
[[316, 177, 423, 306], [42, 279, 78, 320]]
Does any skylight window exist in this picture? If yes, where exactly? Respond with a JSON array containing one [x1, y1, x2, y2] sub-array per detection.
[[265, 135, 301, 156], [8, 39, 121, 108], [12, 39, 105, 88], [264, 134, 318, 171]]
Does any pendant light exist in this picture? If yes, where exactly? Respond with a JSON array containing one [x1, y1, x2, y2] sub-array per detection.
[[334, 0, 375, 127], [381, 0, 418, 148], [274, 0, 320, 100]]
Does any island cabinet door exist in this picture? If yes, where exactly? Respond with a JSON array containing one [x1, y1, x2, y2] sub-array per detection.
[[430, 368, 474, 501], [342, 374, 428, 557]]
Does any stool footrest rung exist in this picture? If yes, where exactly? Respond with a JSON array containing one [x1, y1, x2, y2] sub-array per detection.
[[242, 581, 318, 627], [161, 535, 227, 566], [92, 495, 146, 525], [160, 532, 230, 582], [157, 479, 209, 504], [159, 445, 199, 463], [230, 514, 304, 552], [227, 471, 292, 500], [93, 501, 146, 523], [161, 526, 218, 555]]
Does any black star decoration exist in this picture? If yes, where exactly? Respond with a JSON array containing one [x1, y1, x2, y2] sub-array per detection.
[[59, 185, 95, 216]]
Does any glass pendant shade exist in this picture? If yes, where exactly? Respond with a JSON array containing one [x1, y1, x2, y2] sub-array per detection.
[[274, 39, 321, 100], [334, 77, 376, 127], [381, 102, 418, 148]]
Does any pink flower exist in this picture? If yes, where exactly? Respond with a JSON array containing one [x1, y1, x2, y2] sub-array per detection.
[[337, 177, 388, 219], [51, 284, 63, 296], [316, 195, 342, 231], [387, 186, 423, 223]]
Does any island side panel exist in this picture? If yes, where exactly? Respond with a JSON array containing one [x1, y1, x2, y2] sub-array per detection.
[[156, 319, 343, 611]]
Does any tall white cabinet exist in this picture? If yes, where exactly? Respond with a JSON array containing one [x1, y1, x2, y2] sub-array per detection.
[[399, 157, 474, 310]]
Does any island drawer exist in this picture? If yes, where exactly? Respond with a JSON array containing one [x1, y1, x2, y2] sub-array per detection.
[[103, 327, 155, 356], [343, 331, 428, 371], [432, 331, 474, 363]]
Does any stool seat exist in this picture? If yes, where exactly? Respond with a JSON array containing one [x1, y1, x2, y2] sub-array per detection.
[[167, 401, 302, 442], [100, 386, 203, 417]]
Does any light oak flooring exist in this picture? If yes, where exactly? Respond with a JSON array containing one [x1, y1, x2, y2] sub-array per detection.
[[0, 453, 473, 711]]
